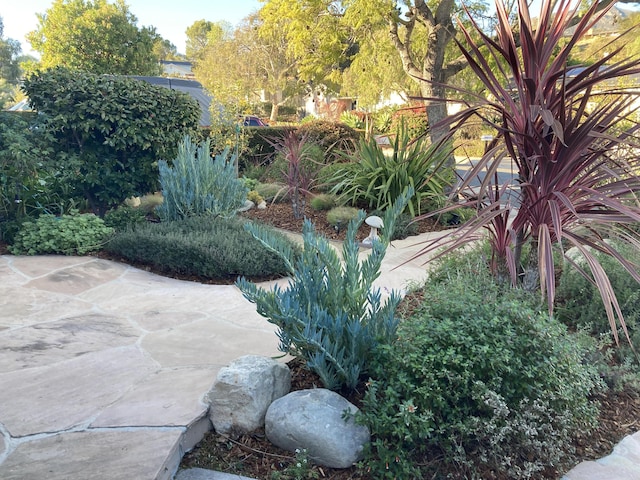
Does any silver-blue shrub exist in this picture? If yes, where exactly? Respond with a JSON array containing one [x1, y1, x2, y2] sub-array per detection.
[[156, 136, 248, 221]]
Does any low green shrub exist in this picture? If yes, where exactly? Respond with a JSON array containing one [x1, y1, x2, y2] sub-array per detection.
[[309, 194, 337, 211], [326, 206, 360, 228], [103, 206, 147, 231], [105, 216, 295, 280], [358, 256, 603, 479], [556, 240, 640, 363], [339, 111, 364, 130], [236, 189, 412, 391], [10, 212, 113, 255], [296, 120, 360, 162], [255, 183, 285, 203], [315, 163, 345, 193]]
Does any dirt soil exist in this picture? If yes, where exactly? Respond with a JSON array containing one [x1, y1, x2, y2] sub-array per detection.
[[238, 202, 444, 242]]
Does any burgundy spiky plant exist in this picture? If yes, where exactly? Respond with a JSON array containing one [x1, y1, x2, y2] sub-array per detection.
[[414, 0, 640, 344]]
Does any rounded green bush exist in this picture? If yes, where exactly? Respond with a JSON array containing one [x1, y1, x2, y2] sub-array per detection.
[[358, 260, 603, 479], [104, 206, 147, 232], [326, 206, 360, 227], [310, 194, 337, 211], [255, 183, 285, 203], [105, 215, 297, 280]]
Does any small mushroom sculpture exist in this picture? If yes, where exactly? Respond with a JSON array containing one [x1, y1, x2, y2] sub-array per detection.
[[361, 215, 384, 248]]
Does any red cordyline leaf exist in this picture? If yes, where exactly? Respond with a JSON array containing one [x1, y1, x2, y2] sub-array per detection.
[[411, 0, 640, 346]]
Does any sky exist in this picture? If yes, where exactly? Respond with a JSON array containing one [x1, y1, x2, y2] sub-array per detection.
[[1, 0, 263, 57]]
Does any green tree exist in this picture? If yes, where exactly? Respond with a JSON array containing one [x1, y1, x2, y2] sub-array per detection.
[[259, 0, 487, 143], [0, 17, 24, 107], [185, 19, 232, 61], [153, 37, 183, 62], [22, 67, 200, 214], [27, 0, 161, 75], [195, 14, 301, 122]]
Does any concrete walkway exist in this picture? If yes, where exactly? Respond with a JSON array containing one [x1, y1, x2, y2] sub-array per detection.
[[0, 230, 638, 479]]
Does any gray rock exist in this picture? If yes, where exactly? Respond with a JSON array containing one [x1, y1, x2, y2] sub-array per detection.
[[265, 388, 370, 469], [175, 468, 257, 480], [257, 200, 267, 210], [238, 200, 255, 212], [207, 355, 290, 436]]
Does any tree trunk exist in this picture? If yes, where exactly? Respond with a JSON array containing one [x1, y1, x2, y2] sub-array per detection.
[[270, 102, 280, 123]]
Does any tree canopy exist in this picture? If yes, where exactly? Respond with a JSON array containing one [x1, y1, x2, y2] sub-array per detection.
[[259, 0, 487, 141], [193, 15, 302, 122], [27, 0, 162, 75]]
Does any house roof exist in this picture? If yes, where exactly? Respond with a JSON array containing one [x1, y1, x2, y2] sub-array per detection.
[[129, 76, 211, 127]]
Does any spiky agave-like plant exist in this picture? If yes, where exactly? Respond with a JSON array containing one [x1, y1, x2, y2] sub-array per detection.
[[413, 0, 640, 344]]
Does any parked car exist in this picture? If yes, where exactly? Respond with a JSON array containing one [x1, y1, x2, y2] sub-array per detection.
[[242, 115, 268, 127]]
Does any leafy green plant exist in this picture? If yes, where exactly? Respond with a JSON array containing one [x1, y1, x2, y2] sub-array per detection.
[[157, 136, 248, 221], [0, 112, 71, 241], [330, 121, 453, 216], [269, 449, 319, 480], [412, 0, 640, 343], [339, 111, 364, 130], [241, 176, 259, 191], [106, 216, 295, 280], [22, 67, 200, 215], [309, 193, 336, 211], [103, 205, 147, 232], [236, 189, 412, 391], [358, 256, 603, 479], [10, 212, 114, 255], [372, 107, 395, 134]]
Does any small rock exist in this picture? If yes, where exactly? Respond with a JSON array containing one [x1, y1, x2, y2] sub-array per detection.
[[238, 200, 255, 212], [257, 200, 267, 210], [207, 355, 290, 437], [265, 388, 370, 468]]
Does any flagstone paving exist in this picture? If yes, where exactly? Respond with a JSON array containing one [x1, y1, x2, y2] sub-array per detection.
[[0, 232, 639, 479]]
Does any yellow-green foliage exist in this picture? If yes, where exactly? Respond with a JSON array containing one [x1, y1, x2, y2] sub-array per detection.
[[247, 190, 264, 204]]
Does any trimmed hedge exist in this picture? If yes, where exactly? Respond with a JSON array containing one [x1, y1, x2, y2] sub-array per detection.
[[105, 216, 297, 281]]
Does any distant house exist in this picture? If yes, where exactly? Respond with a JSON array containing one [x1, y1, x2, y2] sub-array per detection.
[[160, 61, 195, 79]]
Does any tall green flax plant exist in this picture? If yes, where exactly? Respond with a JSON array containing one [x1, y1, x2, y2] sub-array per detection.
[[236, 188, 413, 391], [157, 136, 248, 221], [413, 0, 640, 344]]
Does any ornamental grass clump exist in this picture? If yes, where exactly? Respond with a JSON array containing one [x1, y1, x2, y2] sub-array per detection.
[[358, 251, 603, 479], [330, 120, 453, 217], [236, 189, 413, 391], [412, 0, 640, 345], [157, 135, 248, 221]]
